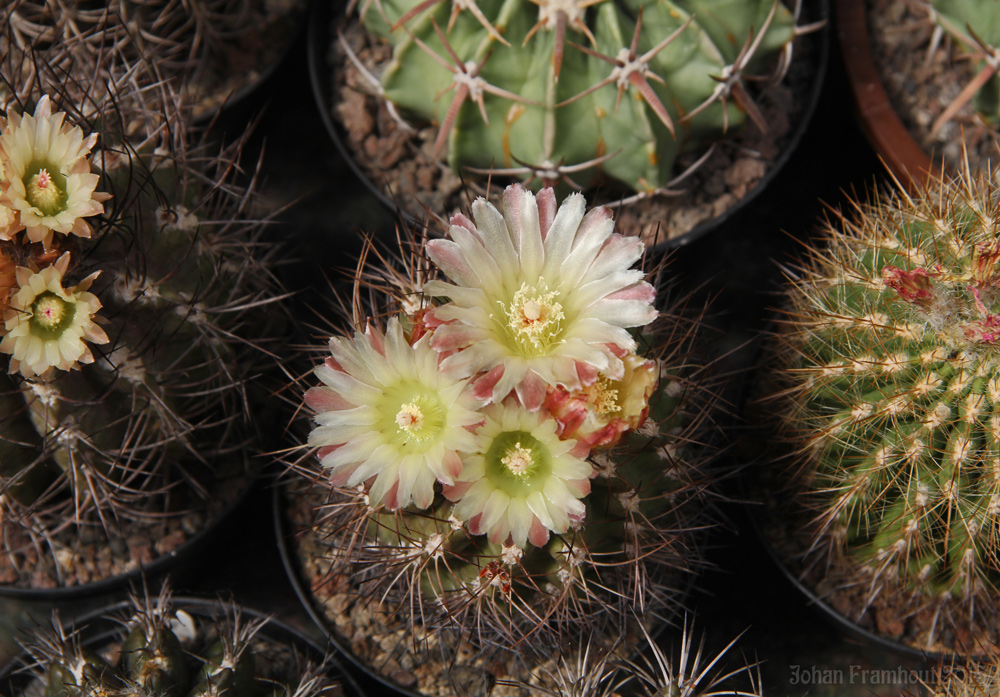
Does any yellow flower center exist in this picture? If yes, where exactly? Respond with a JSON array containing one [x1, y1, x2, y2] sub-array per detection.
[[396, 402, 426, 434], [25, 165, 68, 216], [501, 441, 534, 477], [378, 382, 446, 451], [28, 291, 77, 340], [33, 294, 66, 328], [484, 430, 552, 496], [502, 282, 565, 356], [592, 376, 621, 416]]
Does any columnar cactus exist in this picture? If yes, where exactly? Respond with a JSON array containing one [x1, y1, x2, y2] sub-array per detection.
[[765, 158, 1000, 648], [927, 0, 1000, 132], [291, 184, 718, 692], [346, 0, 804, 194], [0, 46, 282, 587], [15, 587, 341, 697]]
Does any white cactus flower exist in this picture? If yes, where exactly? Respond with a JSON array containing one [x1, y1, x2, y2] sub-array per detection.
[[445, 400, 592, 549], [0, 95, 109, 248], [305, 316, 482, 511], [1, 253, 109, 378], [425, 184, 656, 410]]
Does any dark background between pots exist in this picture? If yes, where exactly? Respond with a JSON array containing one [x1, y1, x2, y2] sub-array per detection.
[[0, 4, 945, 697]]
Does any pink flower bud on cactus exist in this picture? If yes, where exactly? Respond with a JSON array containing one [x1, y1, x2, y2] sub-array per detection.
[[544, 353, 657, 449]]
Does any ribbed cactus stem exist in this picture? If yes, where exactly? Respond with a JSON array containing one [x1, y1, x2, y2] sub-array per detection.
[[772, 161, 1000, 606], [353, 0, 798, 192]]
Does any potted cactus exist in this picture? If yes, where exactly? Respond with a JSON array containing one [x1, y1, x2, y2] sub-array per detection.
[[313, 0, 828, 247], [507, 623, 763, 697], [1, 585, 359, 697], [277, 184, 724, 695], [0, 32, 285, 593], [757, 152, 1000, 656], [838, 0, 1000, 188], [2, 0, 308, 126]]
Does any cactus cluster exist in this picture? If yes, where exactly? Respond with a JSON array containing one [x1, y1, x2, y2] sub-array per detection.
[[289, 183, 718, 693], [764, 158, 1000, 650], [0, 37, 282, 588], [14, 587, 340, 697], [340, 0, 807, 196]]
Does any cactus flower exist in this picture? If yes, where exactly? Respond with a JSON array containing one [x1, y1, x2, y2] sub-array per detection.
[[0, 247, 14, 310], [0, 95, 109, 248], [0, 252, 108, 378], [305, 317, 482, 510], [445, 400, 592, 549], [425, 184, 656, 410], [544, 351, 657, 448]]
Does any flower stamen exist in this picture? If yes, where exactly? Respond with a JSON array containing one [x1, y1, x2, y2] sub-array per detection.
[[503, 282, 565, 355], [592, 376, 621, 415], [396, 401, 426, 434], [501, 441, 535, 477], [26, 167, 67, 216], [32, 293, 68, 329]]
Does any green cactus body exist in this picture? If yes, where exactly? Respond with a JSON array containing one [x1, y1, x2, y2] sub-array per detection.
[[18, 591, 338, 697], [773, 166, 1000, 602], [0, 86, 281, 587], [931, 0, 1000, 123], [362, 0, 795, 192], [302, 353, 703, 668]]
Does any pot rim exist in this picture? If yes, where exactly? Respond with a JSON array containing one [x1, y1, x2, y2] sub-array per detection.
[[307, 0, 832, 251], [272, 481, 430, 697], [834, 0, 942, 190], [0, 593, 365, 696], [746, 481, 992, 664], [0, 463, 259, 601]]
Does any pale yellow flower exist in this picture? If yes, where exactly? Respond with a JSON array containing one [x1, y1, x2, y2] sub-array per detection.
[[1, 253, 109, 378], [305, 317, 483, 510], [425, 184, 656, 411], [0, 96, 109, 249], [445, 400, 592, 549]]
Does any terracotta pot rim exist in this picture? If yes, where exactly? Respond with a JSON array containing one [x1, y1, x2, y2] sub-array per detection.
[[835, 0, 942, 189]]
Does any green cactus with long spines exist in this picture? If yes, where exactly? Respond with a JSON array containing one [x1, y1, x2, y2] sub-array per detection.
[[0, 39, 282, 588], [767, 161, 1000, 619], [930, 0, 1000, 126], [351, 0, 799, 193], [16, 588, 338, 697], [288, 209, 718, 694]]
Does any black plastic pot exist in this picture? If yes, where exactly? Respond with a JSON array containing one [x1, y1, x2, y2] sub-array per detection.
[[273, 482, 429, 697], [192, 0, 312, 134], [0, 594, 365, 697], [308, 0, 830, 251], [747, 487, 991, 664], [0, 463, 258, 601]]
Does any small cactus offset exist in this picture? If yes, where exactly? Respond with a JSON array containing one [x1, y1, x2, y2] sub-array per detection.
[[926, 0, 1000, 134], [343, 0, 807, 195], [289, 184, 718, 692], [764, 157, 1000, 650], [0, 42, 282, 587], [514, 624, 762, 697], [15, 587, 341, 697]]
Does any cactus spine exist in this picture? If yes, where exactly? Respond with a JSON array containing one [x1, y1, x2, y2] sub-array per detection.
[[347, 0, 801, 193], [928, 0, 1000, 131], [16, 587, 340, 697], [766, 157, 1000, 648], [0, 29, 282, 588]]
